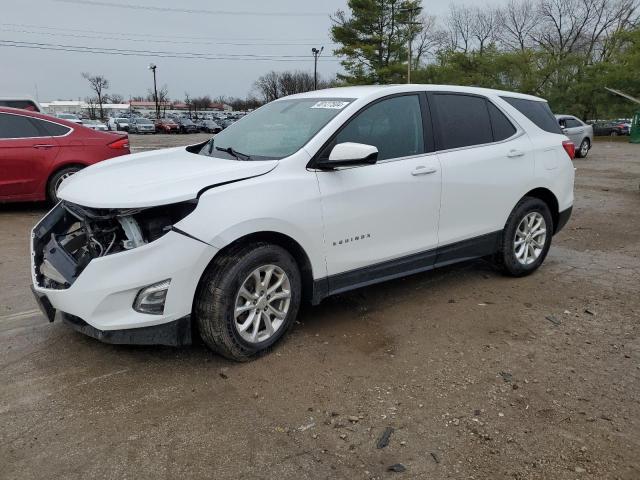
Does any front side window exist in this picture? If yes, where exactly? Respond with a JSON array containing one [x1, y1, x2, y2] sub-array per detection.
[[330, 95, 424, 161], [433, 94, 493, 150], [0, 113, 44, 139], [200, 98, 353, 160]]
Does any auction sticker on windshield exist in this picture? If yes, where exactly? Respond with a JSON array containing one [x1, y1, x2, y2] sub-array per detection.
[[311, 101, 350, 110]]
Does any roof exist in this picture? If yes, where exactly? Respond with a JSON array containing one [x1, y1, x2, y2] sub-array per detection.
[[283, 84, 547, 103]]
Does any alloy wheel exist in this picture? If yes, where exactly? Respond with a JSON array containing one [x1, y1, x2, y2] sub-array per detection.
[[54, 170, 77, 195], [514, 212, 547, 265], [234, 265, 291, 344], [580, 140, 589, 157]]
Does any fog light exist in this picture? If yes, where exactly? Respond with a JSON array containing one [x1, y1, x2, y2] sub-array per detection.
[[133, 279, 171, 315]]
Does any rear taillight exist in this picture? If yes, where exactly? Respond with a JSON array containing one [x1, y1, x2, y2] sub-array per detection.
[[108, 137, 129, 150], [562, 140, 575, 160]]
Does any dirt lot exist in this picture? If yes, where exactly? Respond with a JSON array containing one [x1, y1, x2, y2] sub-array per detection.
[[1, 135, 639, 480]]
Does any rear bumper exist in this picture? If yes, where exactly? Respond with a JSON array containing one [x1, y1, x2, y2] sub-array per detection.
[[556, 206, 572, 234]]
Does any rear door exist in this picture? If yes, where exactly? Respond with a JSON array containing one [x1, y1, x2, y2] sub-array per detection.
[[563, 117, 585, 145], [0, 113, 60, 199], [429, 92, 533, 249]]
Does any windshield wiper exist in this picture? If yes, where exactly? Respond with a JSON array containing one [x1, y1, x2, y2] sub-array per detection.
[[215, 145, 251, 160]]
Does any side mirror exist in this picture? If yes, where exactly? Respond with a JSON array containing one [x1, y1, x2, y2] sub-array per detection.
[[316, 142, 379, 169]]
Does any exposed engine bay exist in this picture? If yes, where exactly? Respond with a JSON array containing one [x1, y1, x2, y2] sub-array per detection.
[[33, 200, 197, 289]]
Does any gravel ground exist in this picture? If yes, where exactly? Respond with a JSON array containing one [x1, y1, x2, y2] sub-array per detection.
[[1, 135, 639, 480]]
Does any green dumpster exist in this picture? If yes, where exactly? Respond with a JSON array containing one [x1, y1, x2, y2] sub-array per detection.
[[631, 112, 640, 144]]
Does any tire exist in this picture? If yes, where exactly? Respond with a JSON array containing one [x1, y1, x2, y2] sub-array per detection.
[[194, 242, 301, 361], [494, 197, 553, 277], [576, 138, 590, 158], [47, 166, 83, 204]]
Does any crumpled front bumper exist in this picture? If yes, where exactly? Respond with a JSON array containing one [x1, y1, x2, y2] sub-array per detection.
[[31, 214, 218, 344]]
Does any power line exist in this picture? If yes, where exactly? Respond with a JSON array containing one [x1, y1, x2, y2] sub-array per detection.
[[0, 23, 331, 43], [0, 39, 340, 62], [54, 0, 329, 17], [0, 27, 337, 47]]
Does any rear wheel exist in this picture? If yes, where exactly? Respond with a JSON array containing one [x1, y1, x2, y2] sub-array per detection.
[[576, 138, 590, 158], [494, 197, 553, 277], [194, 242, 301, 361], [47, 166, 82, 204]]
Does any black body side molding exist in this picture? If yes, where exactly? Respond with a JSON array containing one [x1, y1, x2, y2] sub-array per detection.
[[311, 231, 501, 305]]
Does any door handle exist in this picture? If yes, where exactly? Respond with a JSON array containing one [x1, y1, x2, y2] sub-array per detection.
[[411, 166, 437, 176], [33, 144, 55, 149], [507, 149, 525, 158]]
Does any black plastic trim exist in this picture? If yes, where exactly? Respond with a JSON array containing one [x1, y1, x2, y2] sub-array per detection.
[[171, 227, 210, 246], [61, 313, 193, 346], [30, 286, 56, 322], [311, 231, 501, 304], [555, 206, 572, 234]]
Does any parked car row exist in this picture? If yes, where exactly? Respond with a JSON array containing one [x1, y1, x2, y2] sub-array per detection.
[[591, 120, 630, 136]]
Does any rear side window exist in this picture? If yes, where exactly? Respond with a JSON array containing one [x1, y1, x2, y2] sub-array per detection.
[[333, 95, 425, 161], [564, 118, 582, 128], [33, 118, 71, 136], [0, 113, 44, 138], [488, 102, 517, 141], [432, 94, 493, 149], [501, 97, 562, 134]]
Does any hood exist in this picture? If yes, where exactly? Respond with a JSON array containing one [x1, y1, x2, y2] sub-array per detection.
[[58, 146, 278, 208]]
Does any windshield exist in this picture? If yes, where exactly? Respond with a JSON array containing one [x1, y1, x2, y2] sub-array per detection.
[[199, 98, 353, 160], [136, 118, 153, 124], [116, 118, 128, 123], [59, 114, 77, 119]]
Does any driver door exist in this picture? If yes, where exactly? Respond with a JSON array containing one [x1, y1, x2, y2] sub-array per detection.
[[314, 94, 441, 292]]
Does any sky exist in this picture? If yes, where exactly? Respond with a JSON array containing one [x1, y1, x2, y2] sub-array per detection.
[[1, 0, 505, 102]]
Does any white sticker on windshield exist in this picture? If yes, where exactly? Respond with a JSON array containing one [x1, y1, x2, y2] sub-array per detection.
[[311, 101, 350, 110]]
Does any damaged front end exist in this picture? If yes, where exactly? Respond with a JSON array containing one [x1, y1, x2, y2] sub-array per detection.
[[32, 200, 198, 289]]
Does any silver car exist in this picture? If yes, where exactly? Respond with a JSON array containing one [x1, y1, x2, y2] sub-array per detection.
[[555, 115, 593, 158]]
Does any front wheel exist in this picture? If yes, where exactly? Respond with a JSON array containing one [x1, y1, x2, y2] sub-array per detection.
[[494, 197, 553, 277], [194, 242, 301, 361]]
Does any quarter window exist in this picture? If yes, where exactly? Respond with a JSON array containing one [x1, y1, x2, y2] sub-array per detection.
[[488, 102, 517, 141], [432, 94, 493, 149], [0, 113, 44, 139], [501, 97, 562, 134], [33, 118, 71, 136], [332, 95, 425, 161]]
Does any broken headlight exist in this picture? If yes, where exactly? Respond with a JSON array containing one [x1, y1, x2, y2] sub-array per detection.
[[33, 200, 197, 289]]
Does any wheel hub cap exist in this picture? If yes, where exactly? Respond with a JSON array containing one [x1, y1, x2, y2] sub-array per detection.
[[514, 212, 547, 266], [234, 265, 291, 344]]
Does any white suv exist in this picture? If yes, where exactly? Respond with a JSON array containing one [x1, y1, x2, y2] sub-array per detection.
[[30, 85, 575, 360]]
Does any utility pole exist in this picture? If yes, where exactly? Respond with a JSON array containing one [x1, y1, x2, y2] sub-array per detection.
[[148, 63, 159, 119], [400, 6, 422, 84], [312, 46, 324, 90]]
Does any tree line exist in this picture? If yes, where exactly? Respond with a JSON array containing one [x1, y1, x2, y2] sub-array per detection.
[[331, 0, 640, 119]]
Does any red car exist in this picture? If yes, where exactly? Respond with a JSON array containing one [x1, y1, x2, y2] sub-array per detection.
[[0, 107, 130, 203], [154, 118, 179, 134]]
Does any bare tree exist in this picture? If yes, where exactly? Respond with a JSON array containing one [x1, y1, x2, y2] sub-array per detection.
[[496, 0, 539, 51], [184, 92, 193, 118], [84, 96, 99, 119], [254, 71, 282, 102], [107, 93, 125, 104], [472, 7, 498, 53], [81, 72, 109, 120], [413, 14, 443, 66], [447, 4, 474, 52]]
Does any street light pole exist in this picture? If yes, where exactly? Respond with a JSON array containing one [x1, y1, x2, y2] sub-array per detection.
[[312, 46, 324, 90], [148, 63, 159, 119]]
